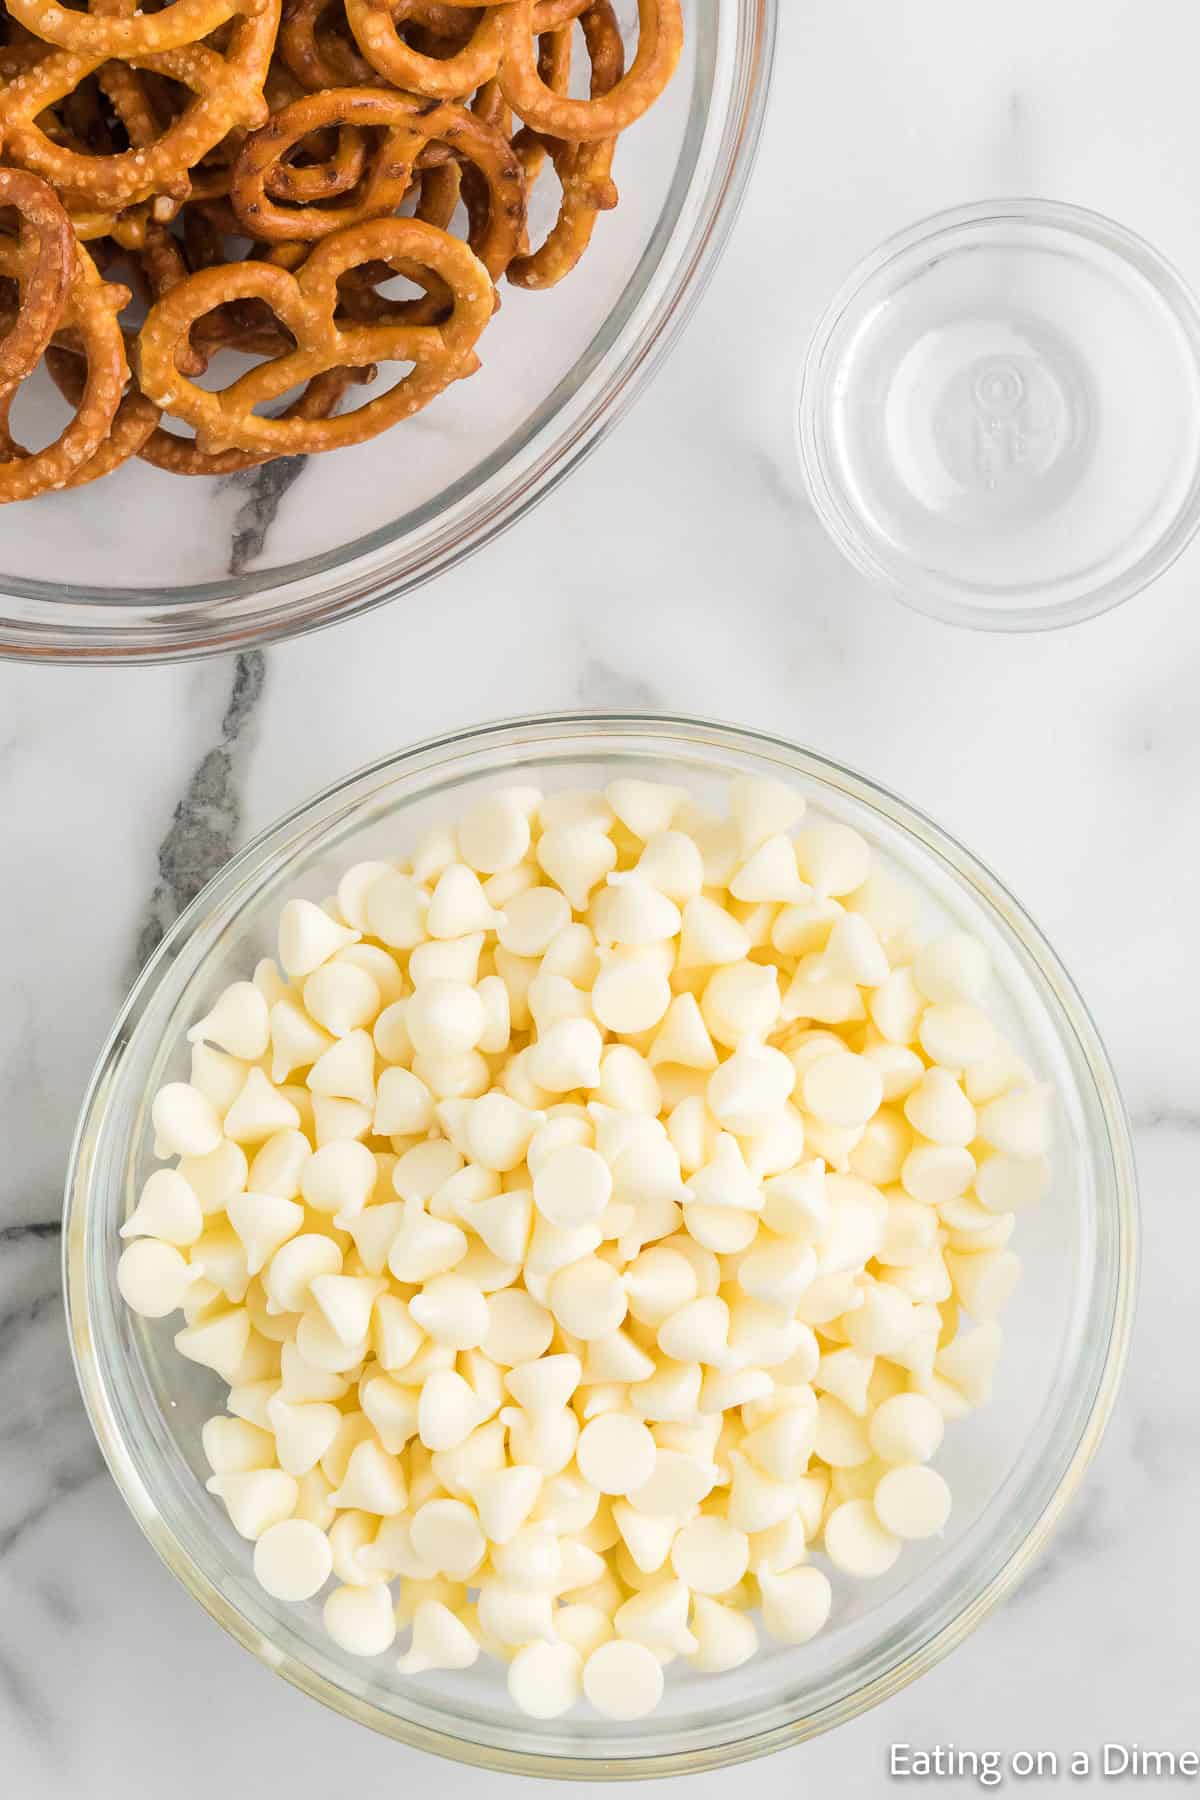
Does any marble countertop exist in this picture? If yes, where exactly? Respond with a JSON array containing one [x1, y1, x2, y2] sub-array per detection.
[[3, 0, 1199, 1791]]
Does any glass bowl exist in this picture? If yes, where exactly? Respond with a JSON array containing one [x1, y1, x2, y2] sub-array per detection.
[[798, 199, 1200, 631], [0, 3, 775, 665], [65, 714, 1137, 1777]]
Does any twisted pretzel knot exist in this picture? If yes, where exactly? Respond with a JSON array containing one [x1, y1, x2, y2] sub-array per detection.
[[277, 0, 376, 90], [0, 1, 279, 208], [232, 85, 525, 277], [46, 333, 373, 480], [7, 0, 273, 60], [343, 0, 511, 100], [135, 213, 490, 455], [509, 0, 621, 290], [0, 164, 74, 390], [497, 0, 681, 140], [0, 204, 129, 499]]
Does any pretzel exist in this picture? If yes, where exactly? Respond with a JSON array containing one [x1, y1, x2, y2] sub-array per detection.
[[0, 31, 50, 82], [0, 233, 129, 500], [231, 87, 525, 278], [277, 0, 376, 92], [0, 2, 279, 208], [142, 215, 285, 368], [45, 329, 373, 479], [164, 215, 307, 361], [231, 87, 408, 237], [530, 0, 590, 23], [0, 167, 73, 393], [265, 122, 369, 201], [97, 59, 170, 160], [130, 217, 207, 371], [497, 0, 681, 139], [392, 2, 474, 47], [329, 159, 461, 325], [67, 196, 187, 251], [507, 26, 568, 189], [345, 0, 507, 99], [508, 0, 620, 289], [43, 342, 159, 482], [140, 362, 370, 471], [56, 76, 115, 156], [415, 156, 462, 230], [404, 0, 583, 10], [135, 214, 490, 456], [7, 0, 273, 59], [90, 0, 197, 213]]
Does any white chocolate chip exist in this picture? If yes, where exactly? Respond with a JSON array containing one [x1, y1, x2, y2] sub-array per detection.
[[304, 963, 381, 1040], [529, 1017, 604, 1093], [225, 1068, 302, 1144], [398, 1599, 480, 1673], [406, 981, 486, 1057], [419, 1369, 487, 1452], [477, 1579, 555, 1646], [152, 1082, 222, 1158], [188, 982, 270, 1062], [793, 822, 871, 896], [323, 1582, 397, 1656], [253, 1518, 333, 1600], [117, 1240, 197, 1317], [458, 792, 534, 874], [121, 1169, 203, 1247], [977, 1087, 1053, 1157], [874, 1465, 952, 1539], [824, 1498, 901, 1577], [409, 1274, 488, 1350], [576, 1414, 656, 1496], [913, 932, 990, 1004], [671, 1516, 749, 1593], [549, 1256, 628, 1339], [534, 1144, 612, 1227], [758, 1565, 832, 1642], [689, 1595, 758, 1671], [207, 1469, 298, 1540], [278, 901, 360, 978], [583, 1639, 664, 1719], [707, 1047, 795, 1133], [613, 1580, 697, 1657], [427, 866, 503, 940]]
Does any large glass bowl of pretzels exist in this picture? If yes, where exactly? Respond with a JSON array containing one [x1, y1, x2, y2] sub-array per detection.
[[66, 716, 1135, 1775], [0, 0, 775, 660]]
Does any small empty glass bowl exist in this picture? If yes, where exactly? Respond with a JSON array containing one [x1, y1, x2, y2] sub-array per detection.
[[65, 715, 1136, 1777], [798, 200, 1200, 630]]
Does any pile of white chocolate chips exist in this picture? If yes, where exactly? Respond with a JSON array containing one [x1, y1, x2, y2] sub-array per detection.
[[117, 775, 1051, 1722]]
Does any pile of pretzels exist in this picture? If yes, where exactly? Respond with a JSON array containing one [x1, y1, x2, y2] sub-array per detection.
[[0, 0, 683, 500]]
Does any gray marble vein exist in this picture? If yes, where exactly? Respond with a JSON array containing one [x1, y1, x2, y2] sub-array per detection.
[[575, 655, 664, 712], [227, 458, 311, 578], [1131, 1105, 1200, 1134], [0, 1642, 55, 1743], [1001, 1479, 1124, 1606], [0, 1220, 103, 1574], [0, 1446, 104, 1564], [132, 650, 267, 972], [0, 1221, 61, 1245]]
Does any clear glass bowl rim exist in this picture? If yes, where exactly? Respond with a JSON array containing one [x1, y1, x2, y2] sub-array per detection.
[[1, 1, 777, 666], [63, 711, 1138, 1777], [796, 196, 1200, 633]]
